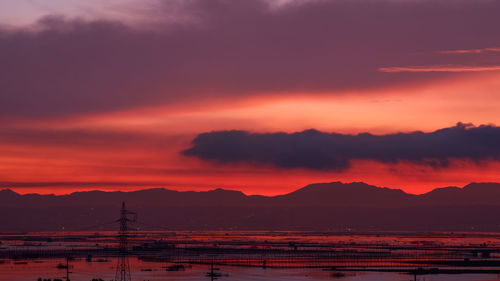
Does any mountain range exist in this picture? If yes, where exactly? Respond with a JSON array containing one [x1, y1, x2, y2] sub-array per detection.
[[2, 182, 500, 232]]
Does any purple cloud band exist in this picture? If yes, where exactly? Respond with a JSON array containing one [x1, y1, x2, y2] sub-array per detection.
[[183, 123, 500, 171], [1, 0, 500, 118]]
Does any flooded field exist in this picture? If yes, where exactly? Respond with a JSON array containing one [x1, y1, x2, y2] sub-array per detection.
[[3, 258, 500, 281], [2, 231, 500, 281]]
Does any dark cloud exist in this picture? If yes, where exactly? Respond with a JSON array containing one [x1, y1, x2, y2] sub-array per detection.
[[1, 0, 500, 118], [183, 123, 500, 171]]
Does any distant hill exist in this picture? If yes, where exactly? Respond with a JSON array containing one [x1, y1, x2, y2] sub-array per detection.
[[2, 182, 500, 232]]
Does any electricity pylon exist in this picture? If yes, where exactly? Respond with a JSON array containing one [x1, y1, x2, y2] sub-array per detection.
[[115, 202, 136, 281]]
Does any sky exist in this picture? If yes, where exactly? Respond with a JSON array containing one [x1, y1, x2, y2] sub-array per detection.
[[1, 0, 500, 196]]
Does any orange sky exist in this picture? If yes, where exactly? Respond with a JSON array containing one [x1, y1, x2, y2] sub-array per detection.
[[2, 0, 500, 196], [2, 72, 500, 196]]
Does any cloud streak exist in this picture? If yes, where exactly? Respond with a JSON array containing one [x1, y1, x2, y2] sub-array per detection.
[[183, 123, 500, 171], [379, 65, 500, 73], [439, 47, 500, 54]]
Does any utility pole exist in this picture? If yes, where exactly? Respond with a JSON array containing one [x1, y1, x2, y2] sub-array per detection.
[[66, 257, 70, 281], [210, 262, 214, 281], [114, 202, 136, 281]]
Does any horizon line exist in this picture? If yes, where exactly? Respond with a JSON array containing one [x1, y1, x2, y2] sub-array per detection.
[[0, 181, 495, 197]]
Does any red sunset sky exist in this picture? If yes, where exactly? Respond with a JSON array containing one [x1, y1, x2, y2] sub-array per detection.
[[1, 0, 500, 196]]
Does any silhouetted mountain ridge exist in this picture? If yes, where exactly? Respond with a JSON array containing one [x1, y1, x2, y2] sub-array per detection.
[[2, 182, 500, 231], [274, 182, 412, 207], [0, 187, 249, 207], [3, 181, 500, 207]]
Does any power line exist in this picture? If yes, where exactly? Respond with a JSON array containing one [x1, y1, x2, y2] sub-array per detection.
[[67, 220, 119, 232], [134, 220, 172, 231]]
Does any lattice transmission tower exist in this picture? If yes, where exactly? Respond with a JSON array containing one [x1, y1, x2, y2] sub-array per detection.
[[115, 202, 136, 281]]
